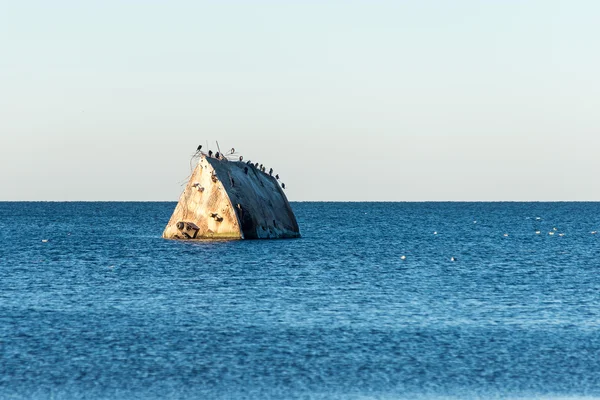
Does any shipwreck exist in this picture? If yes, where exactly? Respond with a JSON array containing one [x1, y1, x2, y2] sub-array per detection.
[[163, 151, 300, 240]]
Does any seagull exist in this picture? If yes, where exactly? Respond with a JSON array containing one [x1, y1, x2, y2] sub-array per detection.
[[433, 231, 438, 235], [400, 255, 406, 260], [592, 231, 598, 234], [450, 257, 457, 262], [503, 233, 509, 237], [535, 230, 541, 234], [549, 231, 555, 236], [558, 233, 565, 237]]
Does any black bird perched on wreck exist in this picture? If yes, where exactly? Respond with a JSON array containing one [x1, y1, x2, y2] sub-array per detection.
[[208, 150, 213, 157], [275, 174, 279, 180], [269, 168, 273, 176], [282, 183, 286, 189], [215, 152, 220, 159], [197, 145, 202, 151]]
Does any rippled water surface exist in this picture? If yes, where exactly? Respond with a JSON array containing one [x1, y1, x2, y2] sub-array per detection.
[[1, 202, 600, 399]]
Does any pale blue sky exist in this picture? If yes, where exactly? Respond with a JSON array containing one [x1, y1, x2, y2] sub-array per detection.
[[1, 1, 598, 201]]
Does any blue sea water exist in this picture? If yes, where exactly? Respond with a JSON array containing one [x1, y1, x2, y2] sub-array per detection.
[[1, 202, 600, 400]]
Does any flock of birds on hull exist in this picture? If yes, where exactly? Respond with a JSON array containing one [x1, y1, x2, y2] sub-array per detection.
[[195, 145, 286, 190]]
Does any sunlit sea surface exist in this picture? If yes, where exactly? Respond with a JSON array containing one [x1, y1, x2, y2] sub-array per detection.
[[1, 202, 600, 400]]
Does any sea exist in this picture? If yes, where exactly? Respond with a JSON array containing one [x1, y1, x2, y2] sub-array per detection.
[[1, 202, 600, 400]]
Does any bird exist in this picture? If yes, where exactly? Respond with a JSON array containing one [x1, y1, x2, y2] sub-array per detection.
[[196, 144, 202, 151], [433, 231, 438, 235], [230, 147, 235, 154], [239, 156, 243, 162], [535, 230, 541, 234], [450, 257, 457, 262], [282, 183, 286, 189], [254, 163, 259, 168], [503, 233, 509, 237], [592, 231, 598, 234], [208, 150, 213, 157], [259, 164, 263, 170], [269, 168, 273, 176], [215, 152, 220, 159], [549, 231, 555, 235], [275, 174, 280, 180], [400, 255, 406, 260]]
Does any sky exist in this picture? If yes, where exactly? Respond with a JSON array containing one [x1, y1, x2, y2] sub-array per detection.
[[1, 0, 599, 201]]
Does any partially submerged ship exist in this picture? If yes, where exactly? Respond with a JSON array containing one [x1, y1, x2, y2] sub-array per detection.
[[163, 152, 300, 240]]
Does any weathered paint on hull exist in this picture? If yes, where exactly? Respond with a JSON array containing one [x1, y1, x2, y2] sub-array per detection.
[[163, 155, 300, 240]]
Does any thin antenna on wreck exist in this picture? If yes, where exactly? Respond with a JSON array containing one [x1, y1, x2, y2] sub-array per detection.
[[216, 141, 222, 155]]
